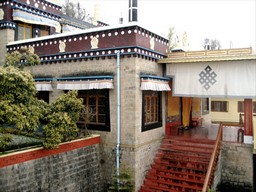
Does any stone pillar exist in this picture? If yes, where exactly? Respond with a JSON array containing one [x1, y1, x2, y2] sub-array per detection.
[[244, 99, 253, 144], [0, 28, 15, 65]]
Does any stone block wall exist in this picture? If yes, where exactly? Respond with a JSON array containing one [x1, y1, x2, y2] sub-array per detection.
[[220, 141, 253, 192], [0, 28, 15, 65], [27, 54, 166, 190], [0, 135, 102, 192]]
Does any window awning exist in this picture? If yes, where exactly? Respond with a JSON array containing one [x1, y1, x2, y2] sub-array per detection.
[[34, 78, 53, 91], [13, 9, 61, 33], [140, 75, 171, 91], [56, 76, 114, 90]]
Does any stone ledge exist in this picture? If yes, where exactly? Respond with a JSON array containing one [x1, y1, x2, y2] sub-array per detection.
[[0, 134, 100, 168]]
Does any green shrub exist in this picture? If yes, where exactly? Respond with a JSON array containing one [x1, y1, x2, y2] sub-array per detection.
[[108, 167, 134, 192], [0, 134, 12, 151], [42, 91, 83, 149]]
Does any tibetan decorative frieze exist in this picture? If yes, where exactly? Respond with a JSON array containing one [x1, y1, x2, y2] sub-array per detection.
[[6, 24, 168, 63], [38, 46, 165, 64], [12, 0, 61, 14], [0, 21, 16, 29]]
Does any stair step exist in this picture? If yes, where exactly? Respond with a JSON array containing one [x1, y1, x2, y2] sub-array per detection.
[[140, 184, 180, 192], [162, 140, 214, 149], [160, 146, 213, 154], [165, 136, 215, 145], [139, 136, 214, 192], [144, 178, 203, 191], [149, 168, 205, 181], [152, 162, 207, 174], [147, 171, 205, 184], [154, 157, 209, 170], [140, 184, 185, 192], [157, 152, 210, 163]]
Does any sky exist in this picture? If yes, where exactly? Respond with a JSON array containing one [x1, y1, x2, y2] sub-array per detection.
[[60, 0, 256, 51]]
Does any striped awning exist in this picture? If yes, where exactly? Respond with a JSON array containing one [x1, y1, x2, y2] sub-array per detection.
[[34, 78, 53, 91], [13, 9, 61, 33], [56, 76, 114, 90], [140, 75, 171, 91]]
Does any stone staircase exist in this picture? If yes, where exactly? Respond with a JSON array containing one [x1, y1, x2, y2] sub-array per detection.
[[139, 136, 215, 192]]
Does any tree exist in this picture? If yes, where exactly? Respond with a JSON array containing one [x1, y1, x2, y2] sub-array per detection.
[[203, 38, 221, 50], [1, 50, 85, 150], [167, 27, 176, 50], [4, 48, 40, 69], [0, 66, 47, 133], [62, 0, 90, 21]]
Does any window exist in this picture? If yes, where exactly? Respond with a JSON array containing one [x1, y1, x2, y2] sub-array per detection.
[[142, 91, 162, 131], [238, 101, 256, 113], [16, 23, 32, 40], [36, 91, 49, 103], [211, 101, 228, 112], [16, 23, 50, 40], [77, 89, 110, 131], [35, 25, 50, 37]]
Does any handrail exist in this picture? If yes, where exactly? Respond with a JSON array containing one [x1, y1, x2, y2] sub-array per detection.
[[202, 123, 223, 192], [202, 122, 245, 191]]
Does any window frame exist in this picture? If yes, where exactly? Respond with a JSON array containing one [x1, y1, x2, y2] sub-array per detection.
[[77, 89, 110, 132], [15, 22, 32, 40], [211, 101, 228, 112], [141, 90, 162, 132], [238, 101, 256, 113]]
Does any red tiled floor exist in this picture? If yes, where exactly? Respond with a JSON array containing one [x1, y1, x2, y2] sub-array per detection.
[[168, 124, 219, 140]]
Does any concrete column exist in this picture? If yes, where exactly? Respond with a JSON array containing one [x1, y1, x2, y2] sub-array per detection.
[[244, 99, 253, 144]]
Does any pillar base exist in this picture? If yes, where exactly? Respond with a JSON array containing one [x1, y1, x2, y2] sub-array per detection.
[[244, 135, 253, 144]]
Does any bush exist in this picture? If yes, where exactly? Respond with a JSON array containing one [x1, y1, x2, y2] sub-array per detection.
[[108, 167, 134, 192], [0, 134, 12, 151], [42, 91, 83, 149], [43, 112, 78, 149]]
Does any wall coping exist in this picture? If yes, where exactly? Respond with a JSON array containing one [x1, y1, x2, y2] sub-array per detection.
[[0, 134, 100, 168]]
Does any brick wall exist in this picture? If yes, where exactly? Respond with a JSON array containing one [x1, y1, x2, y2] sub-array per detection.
[[0, 135, 102, 192], [220, 142, 253, 191]]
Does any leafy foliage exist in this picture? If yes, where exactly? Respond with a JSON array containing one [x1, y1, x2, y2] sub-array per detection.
[[50, 91, 83, 122], [108, 167, 134, 192], [0, 134, 12, 151], [1, 50, 84, 150], [43, 91, 83, 149], [43, 112, 78, 149], [0, 66, 46, 133], [4, 49, 40, 69]]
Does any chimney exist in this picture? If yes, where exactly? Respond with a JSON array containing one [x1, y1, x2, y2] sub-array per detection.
[[128, 0, 138, 22], [119, 13, 123, 24]]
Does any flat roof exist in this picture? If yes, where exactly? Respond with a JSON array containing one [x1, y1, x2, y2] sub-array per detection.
[[158, 47, 256, 64], [7, 22, 168, 46]]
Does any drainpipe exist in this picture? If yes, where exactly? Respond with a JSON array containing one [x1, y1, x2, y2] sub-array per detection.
[[116, 50, 121, 183]]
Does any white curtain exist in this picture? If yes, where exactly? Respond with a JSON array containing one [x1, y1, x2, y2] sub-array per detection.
[[167, 60, 256, 97], [35, 82, 53, 91], [140, 78, 171, 91], [57, 79, 114, 90]]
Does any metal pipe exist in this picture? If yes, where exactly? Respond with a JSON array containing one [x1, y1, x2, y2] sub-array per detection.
[[116, 50, 121, 183]]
